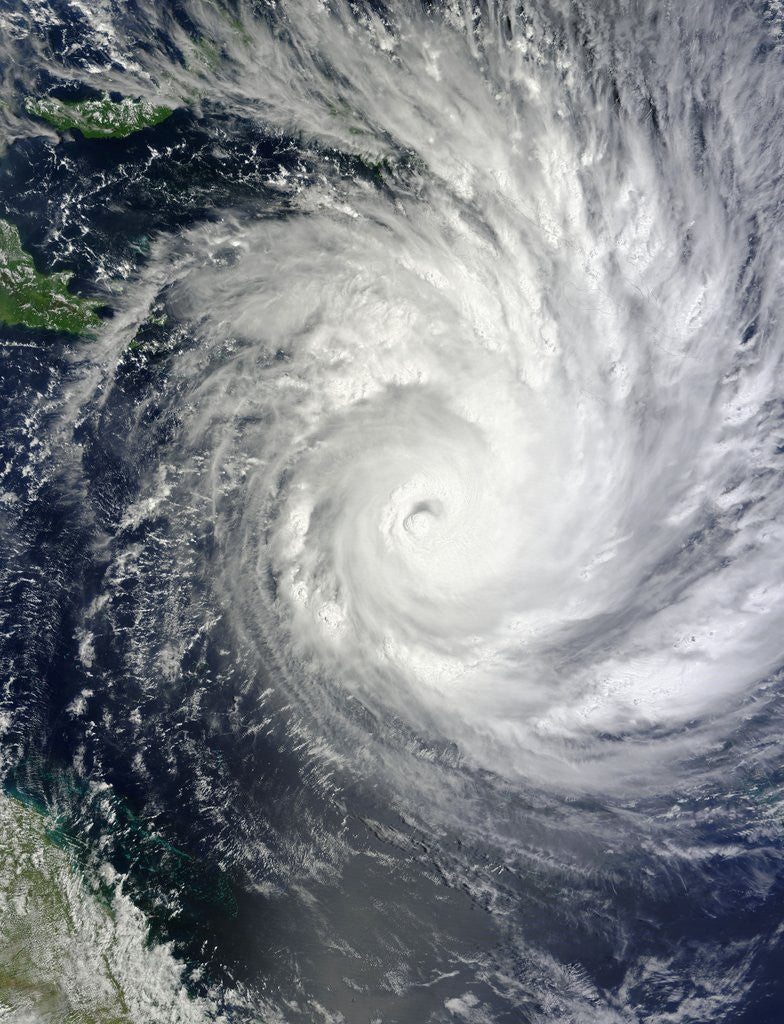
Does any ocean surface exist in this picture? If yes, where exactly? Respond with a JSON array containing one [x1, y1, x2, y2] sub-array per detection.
[[1, 2, 784, 1021]]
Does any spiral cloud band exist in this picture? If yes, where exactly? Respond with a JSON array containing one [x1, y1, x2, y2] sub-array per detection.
[[3, 0, 784, 1020], [134, 0, 784, 793]]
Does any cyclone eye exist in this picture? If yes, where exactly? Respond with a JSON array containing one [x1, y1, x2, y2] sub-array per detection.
[[403, 499, 443, 537]]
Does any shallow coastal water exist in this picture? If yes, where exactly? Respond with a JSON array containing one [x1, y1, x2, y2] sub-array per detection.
[[1, 2, 784, 1021]]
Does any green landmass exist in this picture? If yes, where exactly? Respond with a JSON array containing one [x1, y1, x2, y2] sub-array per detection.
[[0, 789, 212, 1023], [0, 791, 140, 1023], [193, 36, 220, 70], [25, 95, 173, 140], [0, 219, 102, 334], [126, 307, 178, 360]]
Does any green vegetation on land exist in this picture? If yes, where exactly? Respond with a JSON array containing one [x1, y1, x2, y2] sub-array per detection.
[[25, 95, 173, 140], [0, 788, 214, 1022], [0, 219, 102, 334], [0, 791, 131, 1022]]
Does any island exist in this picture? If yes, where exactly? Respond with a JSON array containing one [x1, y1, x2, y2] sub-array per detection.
[[26, 95, 174, 140], [0, 219, 102, 334]]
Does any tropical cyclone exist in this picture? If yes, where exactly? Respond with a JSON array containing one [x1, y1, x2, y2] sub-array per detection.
[[3, 1, 784, 1020], [143, 0, 784, 794]]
